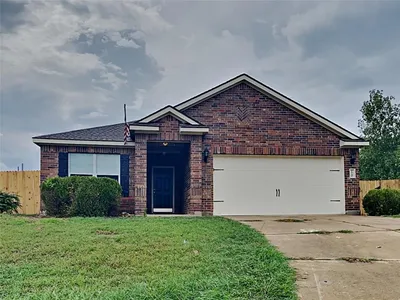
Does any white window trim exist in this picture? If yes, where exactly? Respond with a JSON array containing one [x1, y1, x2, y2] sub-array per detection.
[[68, 153, 121, 184]]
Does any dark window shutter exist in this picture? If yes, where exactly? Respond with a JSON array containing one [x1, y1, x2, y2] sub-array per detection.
[[58, 153, 68, 177], [120, 154, 130, 197]]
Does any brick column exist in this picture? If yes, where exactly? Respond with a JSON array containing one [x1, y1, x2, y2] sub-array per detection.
[[342, 148, 360, 213], [202, 152, 213, 216], [188, 137, 203, 214], [134, 140, 147, 215]]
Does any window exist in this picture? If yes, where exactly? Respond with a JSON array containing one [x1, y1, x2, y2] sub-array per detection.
[[69, 154, 120, 182]]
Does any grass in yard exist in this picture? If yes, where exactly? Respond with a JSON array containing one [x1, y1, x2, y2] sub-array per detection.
[[0, 215, 296, 300]]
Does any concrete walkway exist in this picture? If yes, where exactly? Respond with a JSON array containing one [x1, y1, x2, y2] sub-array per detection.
[[230, 215, 400, 300]]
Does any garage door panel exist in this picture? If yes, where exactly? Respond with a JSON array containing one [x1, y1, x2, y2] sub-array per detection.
[[214, 169, 274, 215], [213, 156, 345, 215]]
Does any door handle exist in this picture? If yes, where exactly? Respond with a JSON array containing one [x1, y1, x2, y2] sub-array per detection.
[[276, 189, 281, 197]]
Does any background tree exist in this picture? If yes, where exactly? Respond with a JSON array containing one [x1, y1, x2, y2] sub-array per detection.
[[358, 90, 400, 180]]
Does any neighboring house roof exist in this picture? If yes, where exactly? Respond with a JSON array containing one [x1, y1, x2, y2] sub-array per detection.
[[33, 73, 367, 147]]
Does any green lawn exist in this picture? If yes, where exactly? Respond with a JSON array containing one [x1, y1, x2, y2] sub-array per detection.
[[0, 215, 296, 300]]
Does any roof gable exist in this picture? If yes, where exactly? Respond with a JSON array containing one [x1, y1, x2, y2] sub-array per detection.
[[175, 74, 361, 140], [137, 105, 201, 125]]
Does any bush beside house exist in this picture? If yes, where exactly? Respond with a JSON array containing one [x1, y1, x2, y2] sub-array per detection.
[[0, 191, 21, 213], [41, 177, 121, 217], [363, 188, 400, 216]]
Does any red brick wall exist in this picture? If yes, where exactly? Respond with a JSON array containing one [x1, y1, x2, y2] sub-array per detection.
[[39, 145, 135, 211], [133, 116, 204, 215], [183, 82, 360, 213], [39, 82, 361, 215], [342, 148, 360, 211]]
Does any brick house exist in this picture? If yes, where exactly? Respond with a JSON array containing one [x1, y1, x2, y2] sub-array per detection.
[[33, 74, 368, 216]]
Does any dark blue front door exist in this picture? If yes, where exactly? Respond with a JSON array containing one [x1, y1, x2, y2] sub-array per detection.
[[152, 167, 174, 213]]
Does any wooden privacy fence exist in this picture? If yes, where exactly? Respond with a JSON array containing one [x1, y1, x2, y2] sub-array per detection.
[[360, 179, 400, 215], [0, 171, 40, 215]]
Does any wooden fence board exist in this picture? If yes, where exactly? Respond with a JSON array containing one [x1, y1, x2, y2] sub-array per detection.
[[0, 171, 40, 215]]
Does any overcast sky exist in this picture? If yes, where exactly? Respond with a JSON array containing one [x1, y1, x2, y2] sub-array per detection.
[[1, 0, 399, 171]]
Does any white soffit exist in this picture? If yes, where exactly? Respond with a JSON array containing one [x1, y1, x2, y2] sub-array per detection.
[[340, 140, 369, 148], [129, 125, 160, 132], [179, 127, 209, 135]]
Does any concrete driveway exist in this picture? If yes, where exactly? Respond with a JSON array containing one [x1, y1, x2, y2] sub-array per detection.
[[229, 215, 400, 300]]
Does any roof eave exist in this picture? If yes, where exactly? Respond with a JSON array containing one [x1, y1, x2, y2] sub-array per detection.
[[340, 140, 369, 148], [32, 138, 135, 147], [137, 105, 202, 125]]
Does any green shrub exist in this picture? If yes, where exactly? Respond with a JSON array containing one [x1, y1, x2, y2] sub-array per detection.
[[70, 177, 121, 217], [363, 188, 400, 216], [41, 176, 121, 217], [41, 177, 76, 217], [0, 191, 21, 213]]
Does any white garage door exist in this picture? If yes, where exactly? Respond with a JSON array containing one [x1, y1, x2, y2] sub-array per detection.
[[213, 156, 345, 215]]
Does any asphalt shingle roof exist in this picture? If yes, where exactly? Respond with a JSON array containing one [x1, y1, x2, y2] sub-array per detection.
[[33, 122, 128, 142]]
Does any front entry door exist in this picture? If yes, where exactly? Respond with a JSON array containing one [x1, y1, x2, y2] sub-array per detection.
[[152, 167, 174, 213]]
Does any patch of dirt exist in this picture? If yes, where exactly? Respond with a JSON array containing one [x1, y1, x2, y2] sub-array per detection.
[[298, 230, 354, 235], [340, 257, 378, 263], [289, 256, 315, 261], [240, 219, 264, 222], [337, 230, 354, 234], [298, 230, 332, 235], [96, 230, 117, 235], [275, 218, 311, 223]]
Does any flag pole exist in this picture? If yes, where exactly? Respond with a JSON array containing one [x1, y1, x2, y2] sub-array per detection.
[[124, 104, 127, 124], [123, 104, 130, 145]]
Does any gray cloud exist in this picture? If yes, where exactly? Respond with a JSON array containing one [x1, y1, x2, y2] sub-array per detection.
[[1, 1, 399, 170], [0, 0, 27, 32]]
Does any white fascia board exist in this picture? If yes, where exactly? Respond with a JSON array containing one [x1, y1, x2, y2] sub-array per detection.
[[340, 140, 370, 148], [139, 106, 199, 125], [176, 74, 360, 140], [32, 138, 135, 147], [179, 127, 209, 135], [129, 125, 160, 132]]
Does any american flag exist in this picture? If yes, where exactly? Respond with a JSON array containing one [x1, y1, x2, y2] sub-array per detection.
[[124, 104, 130, 145]]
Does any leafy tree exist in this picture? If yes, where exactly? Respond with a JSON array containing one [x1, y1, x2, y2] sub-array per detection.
[[358, 90, 400, 180]]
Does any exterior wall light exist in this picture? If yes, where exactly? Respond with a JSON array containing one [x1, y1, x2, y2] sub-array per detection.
[[350, 149, 357, 165], [203, 147, 210, 163]]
